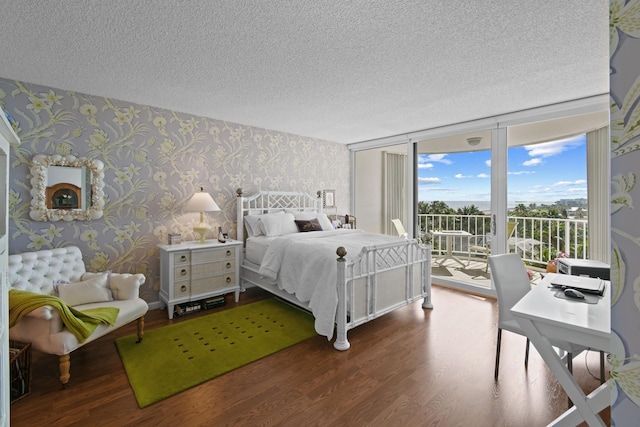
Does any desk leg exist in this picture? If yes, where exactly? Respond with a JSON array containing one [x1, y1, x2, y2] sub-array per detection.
[[517, 318, 607, 427], [549, 381, 611, 427]]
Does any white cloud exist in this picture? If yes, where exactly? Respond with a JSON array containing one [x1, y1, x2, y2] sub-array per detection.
[[477, 173, 490, 178], [485, 159, 491, 167], [421, 153, 452, 164], [418, 177, 441, 184], [418, 162, 434, 169], [552, 180, 586, 187], [419, 186, 459, 192], [523, 158, 543, 166], [566, 187, 587, 193], [523, 135, 584, 158], [508, 170, 536, 175], [455, 173, 469, 179]]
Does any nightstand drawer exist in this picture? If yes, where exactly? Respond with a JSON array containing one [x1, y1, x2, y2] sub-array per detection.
[[191, 274, 235, 294], [173, 251, 190, 265], [173, 281, 190, 298], [191, 259, 235, 278], [192, 247, 235, 263], [174, 265, 191, 281]]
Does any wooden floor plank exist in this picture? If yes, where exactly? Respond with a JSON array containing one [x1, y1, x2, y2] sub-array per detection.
[[9, 284, 609, 426]]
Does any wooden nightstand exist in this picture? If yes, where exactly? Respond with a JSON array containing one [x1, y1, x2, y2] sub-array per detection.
[[158, 239, 242, 319]]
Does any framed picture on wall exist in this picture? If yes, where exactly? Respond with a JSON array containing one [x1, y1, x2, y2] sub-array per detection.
[[323, 190, 335, 208]]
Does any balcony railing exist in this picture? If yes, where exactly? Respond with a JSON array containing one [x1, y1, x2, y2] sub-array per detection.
[[417, 214, 588, 268]]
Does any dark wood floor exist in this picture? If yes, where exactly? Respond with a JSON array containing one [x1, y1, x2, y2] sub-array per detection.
[[9, 284, 609, 427]]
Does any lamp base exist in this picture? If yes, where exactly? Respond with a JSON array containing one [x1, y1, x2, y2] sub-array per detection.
[[193, 225, 210, 244]]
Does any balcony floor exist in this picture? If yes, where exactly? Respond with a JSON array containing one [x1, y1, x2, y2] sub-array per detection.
[[431, 255, 545, 289]]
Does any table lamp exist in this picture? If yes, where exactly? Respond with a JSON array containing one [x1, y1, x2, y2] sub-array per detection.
[[184, 187, 220, 243]]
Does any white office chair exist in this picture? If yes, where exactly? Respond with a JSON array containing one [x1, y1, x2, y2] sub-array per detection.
[[391, 219, 408, 238], [489, 253, 588, 380]]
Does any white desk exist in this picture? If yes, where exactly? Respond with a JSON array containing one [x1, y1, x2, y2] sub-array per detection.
[[431, 230, 471, 268], [511, 273, 611, 426]]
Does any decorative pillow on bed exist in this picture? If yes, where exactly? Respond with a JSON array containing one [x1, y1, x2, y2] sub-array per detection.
[[57, 272, 113, 306], [294, 212, 334, 230], [295, 218, 323, 232], [259, 212, 299, 236], [244, 214, 265, 237]]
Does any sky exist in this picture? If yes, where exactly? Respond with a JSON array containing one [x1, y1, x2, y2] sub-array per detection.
[[417, 134, 587, 205]]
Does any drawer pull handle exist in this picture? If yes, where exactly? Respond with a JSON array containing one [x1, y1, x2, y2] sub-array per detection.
[[180, 255, 187, 262], [180, 269, 187, 276], [181, 285, 187, 292], [226, 250, 231, 257], [226, 277, 232, 283], [226, 262, 231, 269]]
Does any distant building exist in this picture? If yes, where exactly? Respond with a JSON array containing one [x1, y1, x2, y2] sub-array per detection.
[[556, 198, 587, 208]]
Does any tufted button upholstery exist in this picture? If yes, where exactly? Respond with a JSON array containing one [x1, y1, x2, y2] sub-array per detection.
[[7, 246, 148, 386], [8, 247, 86, 294]]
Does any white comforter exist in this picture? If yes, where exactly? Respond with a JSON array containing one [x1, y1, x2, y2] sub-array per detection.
[[258, 229, 403, 339]]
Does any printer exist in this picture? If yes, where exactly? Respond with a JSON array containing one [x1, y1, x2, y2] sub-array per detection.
[[556, 258, 610, 280]]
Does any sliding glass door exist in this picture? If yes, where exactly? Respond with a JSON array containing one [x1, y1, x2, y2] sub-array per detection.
[[416, 131, 495, 290], [349, 98, 609, 296]]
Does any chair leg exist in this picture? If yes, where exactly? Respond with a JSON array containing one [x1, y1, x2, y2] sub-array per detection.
[[567, 352, 573, 408], [600, 351, 606, 384], [494, 329, 502, 379], [136, 316, 145, 343], [59, 353, 71, 388], [524, 338, 530, 368]]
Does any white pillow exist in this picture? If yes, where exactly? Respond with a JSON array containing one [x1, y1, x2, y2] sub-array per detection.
[[244, 215, 264, 237], [259, 212, 298, 237], [244, 211, 284, 237], [57, 273, 113, 306], [294, 212, 333, 230]]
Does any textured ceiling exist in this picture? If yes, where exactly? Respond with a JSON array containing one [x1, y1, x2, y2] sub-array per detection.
[[0, 1, 609, 144]]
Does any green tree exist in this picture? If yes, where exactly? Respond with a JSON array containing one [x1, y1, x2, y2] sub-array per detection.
[[457, 205, 485, 216], [512, 203, 531, 217], [546, 208, 562, 218], [424, 201, 455, 214]]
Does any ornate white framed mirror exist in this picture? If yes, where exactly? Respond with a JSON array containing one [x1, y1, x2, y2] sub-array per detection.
[[29, 154, 105, 221]]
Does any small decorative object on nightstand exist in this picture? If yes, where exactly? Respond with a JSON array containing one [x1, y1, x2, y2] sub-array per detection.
[[158, 239, 242, 319]]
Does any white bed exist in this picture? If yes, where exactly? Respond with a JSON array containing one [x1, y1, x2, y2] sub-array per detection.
[[236, 189, 433, 350]]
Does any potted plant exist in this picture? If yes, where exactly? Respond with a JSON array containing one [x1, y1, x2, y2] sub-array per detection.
[[546, 251, 568, 273]]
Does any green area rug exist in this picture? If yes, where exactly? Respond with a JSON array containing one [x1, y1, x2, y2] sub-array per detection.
[[115, 298, 316, 408]]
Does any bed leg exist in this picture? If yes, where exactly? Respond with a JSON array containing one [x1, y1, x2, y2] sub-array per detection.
[[422, 256, 434, 309], [334, 333, 350, 351], [335, 246, 350, 351]]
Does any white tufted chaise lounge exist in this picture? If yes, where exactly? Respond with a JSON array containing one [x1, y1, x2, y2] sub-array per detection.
[[8, 246, 148, 387]]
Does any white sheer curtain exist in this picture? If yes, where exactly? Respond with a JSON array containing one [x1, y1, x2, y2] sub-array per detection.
[[383, 151, 406, 235], [586, 126, 610, 263]]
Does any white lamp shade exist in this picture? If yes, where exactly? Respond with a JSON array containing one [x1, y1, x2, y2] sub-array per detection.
[[184, 189, 220, 212]]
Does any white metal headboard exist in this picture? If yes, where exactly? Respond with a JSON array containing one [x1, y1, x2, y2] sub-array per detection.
[[236, 188, 322, 241]]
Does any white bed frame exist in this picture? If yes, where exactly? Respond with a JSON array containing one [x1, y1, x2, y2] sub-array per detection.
[[236, 189, 433, 350]]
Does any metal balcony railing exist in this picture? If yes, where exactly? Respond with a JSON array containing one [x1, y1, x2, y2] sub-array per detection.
[[417, 214, 588, 268]]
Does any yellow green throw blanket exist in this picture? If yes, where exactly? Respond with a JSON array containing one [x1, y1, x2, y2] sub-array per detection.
[[9, 289, 120, 343]]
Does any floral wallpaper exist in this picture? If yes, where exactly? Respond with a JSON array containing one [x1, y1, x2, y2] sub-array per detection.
[[0, 79, 350, 302], [610, 0, 640, 422]]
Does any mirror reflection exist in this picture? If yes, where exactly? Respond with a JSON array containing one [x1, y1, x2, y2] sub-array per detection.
[[30, 154, 105, 221], [46, 166, 86, 210]]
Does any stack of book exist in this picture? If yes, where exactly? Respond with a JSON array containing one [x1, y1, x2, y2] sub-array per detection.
[[174, 302, 202, 317], [168, 233, 181, 245]]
